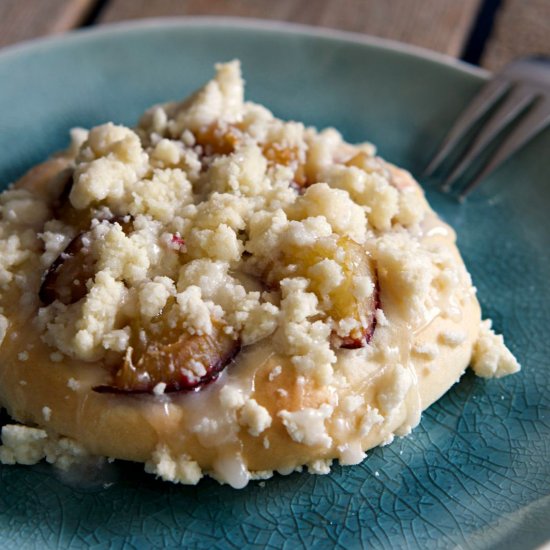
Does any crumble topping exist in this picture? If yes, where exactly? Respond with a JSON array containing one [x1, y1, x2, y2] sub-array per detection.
[[0, 316, 12, 346], [279, 404, 334, 448], [238, 398, 272, 436], [0, 424, 89, 470], [0, 425, 47, 465], [144, 445, 203, 485], [0, 60, 520, 488], [471, 320, 520, 378], [42, 406, 52, 421]]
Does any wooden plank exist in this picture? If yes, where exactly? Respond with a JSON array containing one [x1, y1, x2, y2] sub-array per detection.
[[99, 0, 482, 57], [0, 0, 97, 49], [482, 0, 550, 71]]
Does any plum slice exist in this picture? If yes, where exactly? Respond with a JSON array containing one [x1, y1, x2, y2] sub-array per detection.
[[194, 123, 307, 187], [268, 235, 379, 348], [263, 143, 308, 188], [96, 321, 240, 393], [39, 217, 133, 306], [194, 123, 241, 156], [338, 281, 379, 349], [39, 231, 94, 306]]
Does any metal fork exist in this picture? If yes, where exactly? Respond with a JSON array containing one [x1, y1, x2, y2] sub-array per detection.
[[424, 55, 550, 199]]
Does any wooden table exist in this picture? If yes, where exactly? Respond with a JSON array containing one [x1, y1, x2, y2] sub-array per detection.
[[0, 0, 548, 71]]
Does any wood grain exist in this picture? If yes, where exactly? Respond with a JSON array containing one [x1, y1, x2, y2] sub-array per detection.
[[0, 0, 97, 49], [482, 0, 550, 70], [99, 0, 482, 57]]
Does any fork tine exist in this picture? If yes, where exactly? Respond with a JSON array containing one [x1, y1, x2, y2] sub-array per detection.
[[459, 97, 550, 199], [441, 85, 536, 190], [423, 77, 510, 177]]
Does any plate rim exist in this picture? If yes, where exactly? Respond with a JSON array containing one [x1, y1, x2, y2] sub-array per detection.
[[0, 15, 489, 81], [3, 15, 547, 549]]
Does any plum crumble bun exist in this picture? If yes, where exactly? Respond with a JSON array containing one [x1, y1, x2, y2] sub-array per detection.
[[0, 61, 519, 488]]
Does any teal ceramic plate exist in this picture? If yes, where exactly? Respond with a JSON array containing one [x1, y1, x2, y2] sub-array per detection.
[[0, 18, 548, 549]]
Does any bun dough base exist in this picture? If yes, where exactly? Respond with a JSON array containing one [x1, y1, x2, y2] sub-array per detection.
[[0, 292, 480, 472], [0, 158, 481, 479], [1, 62, 516, 487]]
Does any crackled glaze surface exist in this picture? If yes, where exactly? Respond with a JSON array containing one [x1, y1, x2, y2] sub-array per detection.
[[0, 20, 548, 549]]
